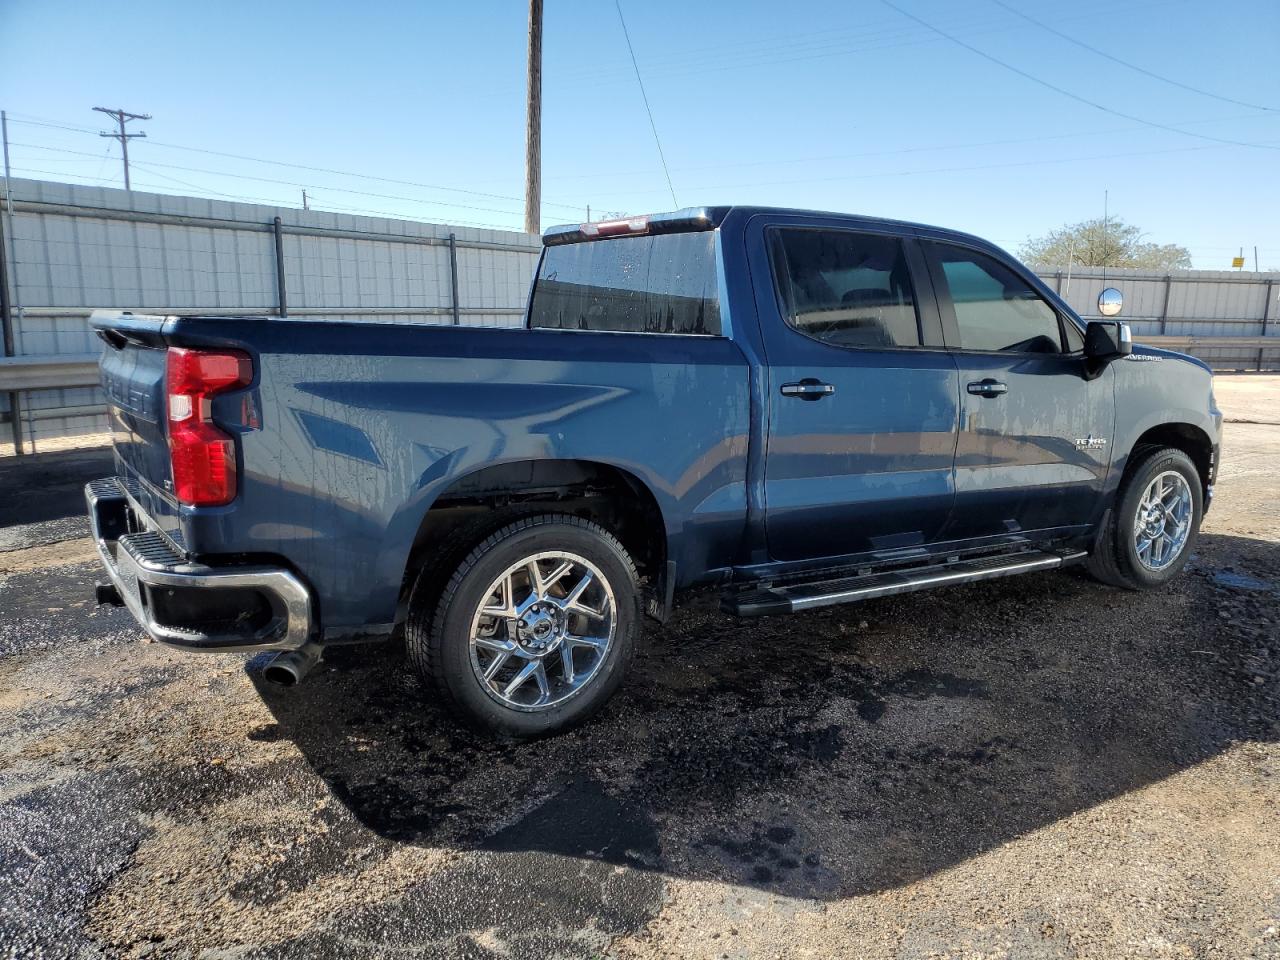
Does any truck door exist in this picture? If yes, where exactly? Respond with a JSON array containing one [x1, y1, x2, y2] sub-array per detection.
[[748, 219, 960, 563], [921, 239, 1114, 540]]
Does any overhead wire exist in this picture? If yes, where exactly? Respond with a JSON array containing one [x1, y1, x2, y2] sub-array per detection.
[[11, 142, 555, 220], [582, 136, 1280, 198], [878, 0, 1280, 151], [495, 0, 1184, 92], [614, 0, 679, 207], [988, 0, 1277, 112], [537, 109, 1279, 183], [4, 114, 588, 213], [7, 164, 521, 231]]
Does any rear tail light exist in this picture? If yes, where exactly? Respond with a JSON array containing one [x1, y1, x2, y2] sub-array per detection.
[[166, 347, 252, 506]]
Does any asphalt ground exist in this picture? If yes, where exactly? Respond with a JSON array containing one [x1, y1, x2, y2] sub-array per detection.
[[1, 377, 1277, 959]]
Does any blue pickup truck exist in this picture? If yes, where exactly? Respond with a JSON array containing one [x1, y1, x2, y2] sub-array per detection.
[[87, 206, 1221, 736]]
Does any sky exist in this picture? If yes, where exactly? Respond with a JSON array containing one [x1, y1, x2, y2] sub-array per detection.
[[2, 0, 1278, 268]]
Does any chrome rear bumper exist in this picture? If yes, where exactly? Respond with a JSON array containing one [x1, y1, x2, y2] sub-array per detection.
[[86, 477, 313, 652]]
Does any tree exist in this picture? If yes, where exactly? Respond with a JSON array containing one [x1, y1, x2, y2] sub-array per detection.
[[1018, 218, 1192, 271]]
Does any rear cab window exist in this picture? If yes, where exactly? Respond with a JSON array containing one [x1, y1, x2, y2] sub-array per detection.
[[529, 231, 721, 335]]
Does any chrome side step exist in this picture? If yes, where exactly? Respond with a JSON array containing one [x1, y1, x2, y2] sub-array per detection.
[[723, 549, 1087, 617]]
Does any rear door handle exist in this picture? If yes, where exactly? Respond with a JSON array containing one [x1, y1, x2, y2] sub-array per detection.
[[966, 378, 1008, 398], [781, 379, 835, 400]]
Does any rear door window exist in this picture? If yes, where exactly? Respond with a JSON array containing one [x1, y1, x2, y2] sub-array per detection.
[[529, 231, 721, 335], [768, 228, 921, 349]]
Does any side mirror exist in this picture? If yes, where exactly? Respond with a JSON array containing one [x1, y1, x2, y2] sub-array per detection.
[[1085, 320, 1133, 361], [1097, 287, 1124, 317]]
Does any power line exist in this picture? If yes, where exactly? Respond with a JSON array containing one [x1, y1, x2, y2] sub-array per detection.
[[487, 0, 1177, 96], [878, 0, 1280, 152], [988, 0, 1276, 113], [139, 137, 589, 213], [588, 136, 1280, 197], [15, 127, 1280, 212], [537, 109, 1278, 183], [11, 142, 553, 219], [92, 144, 116, 185], [93, 106, 150, 190], [14, 104, 1275, 194], [7, 164, 523, 231], [17, 131, 1279, 207], [615, 0, 679, 207], [5, 115, 588, 213]]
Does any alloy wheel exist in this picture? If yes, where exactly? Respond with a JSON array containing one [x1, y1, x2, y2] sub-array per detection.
[[467, 551, 616, 711], [1134, 469, 1193, 571]]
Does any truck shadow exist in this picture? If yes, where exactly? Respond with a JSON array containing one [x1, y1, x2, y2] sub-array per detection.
[[251, 532, 1277, 905]]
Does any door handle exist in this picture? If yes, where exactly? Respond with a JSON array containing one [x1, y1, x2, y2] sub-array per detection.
[[966, 378, 1008, 398], [781, 379, 835, 400]]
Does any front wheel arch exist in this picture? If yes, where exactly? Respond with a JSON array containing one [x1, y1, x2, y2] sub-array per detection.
[[1124, 422, 1214, 499]]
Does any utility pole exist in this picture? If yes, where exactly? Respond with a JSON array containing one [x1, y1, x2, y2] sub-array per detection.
[[524, 0, 543, 236], [94, 106, 150, 191], [302, 189, 309, 210], [1, 109, 24, 454]]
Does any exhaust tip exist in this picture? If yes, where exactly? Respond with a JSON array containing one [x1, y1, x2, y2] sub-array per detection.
[[263, 663, 300, 687], [263, 644, 322, 688]]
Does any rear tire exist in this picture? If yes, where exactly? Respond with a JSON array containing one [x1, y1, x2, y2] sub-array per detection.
[[1087, 446, 1202, 590], [406, 514, 640, 738]]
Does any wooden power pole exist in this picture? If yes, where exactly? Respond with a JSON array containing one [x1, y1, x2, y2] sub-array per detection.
[[524, 0, 543, 236], [94, 107, 150, 191]]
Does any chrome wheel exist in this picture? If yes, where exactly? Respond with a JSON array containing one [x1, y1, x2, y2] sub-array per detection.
[[1134, 470, 1193, 571], [468, 551, 616, 712]]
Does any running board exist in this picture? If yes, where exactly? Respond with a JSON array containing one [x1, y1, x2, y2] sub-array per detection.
[[723, 549, 1087, 617]]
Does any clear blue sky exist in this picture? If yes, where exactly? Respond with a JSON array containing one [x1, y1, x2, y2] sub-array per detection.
[[2, 0, 1278, 267]]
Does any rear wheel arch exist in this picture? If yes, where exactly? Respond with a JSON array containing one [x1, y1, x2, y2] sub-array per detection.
[[397, 458, 668, 625], [407, 512, 642, 736]]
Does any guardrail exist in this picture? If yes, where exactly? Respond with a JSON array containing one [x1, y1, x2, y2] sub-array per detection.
[[0, 354, 100, 392], [1141, 335, 1280, 372], [1141, 336, 1278, 350]]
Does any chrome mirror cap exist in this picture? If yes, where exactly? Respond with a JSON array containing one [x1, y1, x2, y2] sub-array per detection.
[[1098, 287, 1124, 317]]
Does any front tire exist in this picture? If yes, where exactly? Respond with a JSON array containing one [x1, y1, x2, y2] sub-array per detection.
[[406, 514, 640, 738], [1087, 446, 1203, 590]]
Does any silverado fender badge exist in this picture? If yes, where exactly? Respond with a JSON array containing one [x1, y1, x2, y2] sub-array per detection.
[[1074, 436, 1108, 449], [1124, 354, 1162, 362]]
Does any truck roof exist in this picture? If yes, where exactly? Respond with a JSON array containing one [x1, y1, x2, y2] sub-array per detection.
[[543, 205, 997, 251]]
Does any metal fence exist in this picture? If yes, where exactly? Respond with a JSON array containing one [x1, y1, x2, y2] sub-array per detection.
[[0, 177, 540, 452], [3, 177, 1278, 455], [1042, 265, 1279, 370]]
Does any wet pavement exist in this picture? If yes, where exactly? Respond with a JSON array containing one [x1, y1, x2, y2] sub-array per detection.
[[2, 384, 1278, 959]]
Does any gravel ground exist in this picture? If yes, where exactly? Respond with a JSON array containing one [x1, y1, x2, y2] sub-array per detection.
[[1, 377, 1277, 960]]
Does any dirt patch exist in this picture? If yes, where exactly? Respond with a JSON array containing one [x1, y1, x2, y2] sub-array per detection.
[[1, 411, 1277, 959], [0, 539, 100, 575]]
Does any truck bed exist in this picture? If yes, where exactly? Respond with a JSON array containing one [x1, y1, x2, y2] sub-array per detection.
[[92, 312, 752, 637]]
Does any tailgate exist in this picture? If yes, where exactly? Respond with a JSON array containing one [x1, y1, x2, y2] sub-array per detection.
[[93, 312, 173, 500]]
